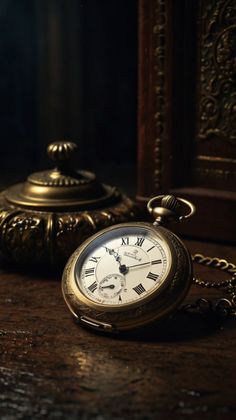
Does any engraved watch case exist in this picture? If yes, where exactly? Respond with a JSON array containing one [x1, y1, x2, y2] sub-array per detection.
[[62, 195, 195, 333]]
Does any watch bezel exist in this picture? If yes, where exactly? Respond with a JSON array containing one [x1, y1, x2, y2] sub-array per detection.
[[67, 222, 174, 312]]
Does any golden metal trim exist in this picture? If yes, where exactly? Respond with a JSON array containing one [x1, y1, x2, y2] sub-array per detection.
[[196, 155, 236, 164], [46, 213, 55, 266]]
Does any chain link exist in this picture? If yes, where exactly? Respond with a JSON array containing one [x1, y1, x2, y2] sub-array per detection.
[[180, 254, 236, 317]]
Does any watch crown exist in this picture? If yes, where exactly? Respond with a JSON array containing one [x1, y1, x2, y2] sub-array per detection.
[[161, 195, 181, 214], [147, 195, 196, 226]]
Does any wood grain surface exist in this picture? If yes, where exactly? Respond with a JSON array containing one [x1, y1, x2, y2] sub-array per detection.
[[0, 239, 235, 419]]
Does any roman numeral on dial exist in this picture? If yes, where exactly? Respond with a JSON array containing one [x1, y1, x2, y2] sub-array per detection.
[[133, 283, 146, 295], [151, 259, 162, 265], [88, 281, 98, 293], [135, 237, 145, 247], [84, 267, 95, 277], [121, 237, 129, 245], [89, 256, 100, 263], [147, 272, 159, 281]]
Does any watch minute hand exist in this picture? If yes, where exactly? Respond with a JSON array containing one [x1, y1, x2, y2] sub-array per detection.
[[126, 262, 151, 269]]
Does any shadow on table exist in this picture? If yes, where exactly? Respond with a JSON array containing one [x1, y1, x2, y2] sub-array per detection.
[[105, 310, 234, 343], [0, 257, 62, 281]]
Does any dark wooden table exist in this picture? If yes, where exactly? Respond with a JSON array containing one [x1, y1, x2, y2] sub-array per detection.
[[1, 239, 236, 419]]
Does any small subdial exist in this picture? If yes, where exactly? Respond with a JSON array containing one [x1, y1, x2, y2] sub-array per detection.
[[98, 274, 125, 299]]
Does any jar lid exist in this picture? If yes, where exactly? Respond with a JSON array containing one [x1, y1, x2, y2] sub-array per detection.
[[4, 141, 121, 210]]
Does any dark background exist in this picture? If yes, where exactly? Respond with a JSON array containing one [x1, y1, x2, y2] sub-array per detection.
[[0, 0, 137, 190]]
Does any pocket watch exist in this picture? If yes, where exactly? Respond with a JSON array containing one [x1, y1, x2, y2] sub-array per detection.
[[62, 195, 196, 333]]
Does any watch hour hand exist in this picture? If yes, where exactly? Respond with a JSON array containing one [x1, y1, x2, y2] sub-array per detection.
[[103, 246, 120, 262], [103, 246, 128, 274]]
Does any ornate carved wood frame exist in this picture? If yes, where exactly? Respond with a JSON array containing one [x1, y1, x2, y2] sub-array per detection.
[[137, 0, 236, 242]]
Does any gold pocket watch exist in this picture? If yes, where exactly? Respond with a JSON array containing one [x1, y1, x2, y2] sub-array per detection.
[[62, 195, 197, 333]]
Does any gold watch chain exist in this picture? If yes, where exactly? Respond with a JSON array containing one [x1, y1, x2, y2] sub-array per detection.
[[181, 254, 236, 317]]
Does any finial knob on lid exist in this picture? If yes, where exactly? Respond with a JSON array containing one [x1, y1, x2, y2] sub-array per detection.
[[0, 140, 139, 268], [47, 141, 78, 170], [4, 140, 121, 210]]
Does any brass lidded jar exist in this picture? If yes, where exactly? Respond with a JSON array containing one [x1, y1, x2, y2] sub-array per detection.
[[0, 141, 139, 268]]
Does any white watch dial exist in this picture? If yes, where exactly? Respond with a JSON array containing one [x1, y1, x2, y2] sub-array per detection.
[[74, 226, 171, 306]]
